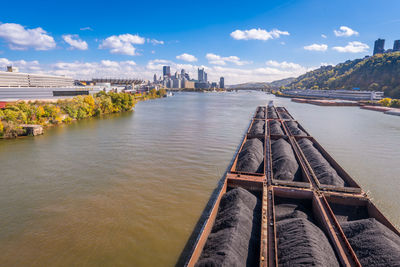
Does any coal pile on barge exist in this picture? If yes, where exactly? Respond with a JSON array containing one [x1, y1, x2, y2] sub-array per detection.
[[297, 138, 346, 187], [269, 120, 284, 135], [275, 198, 339, 267], [249, 120, 265, 136], [267, 107, 278, 119], [196, 188, 261, 267], [285, 121, 307, 136], [270, 138, 300, 181], [236, 138, 264, 173], [330, 203, 400, 266], [255, 107, 266, 119]]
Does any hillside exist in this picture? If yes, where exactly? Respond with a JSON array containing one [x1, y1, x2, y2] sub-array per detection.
[[228, 77, 295, 90], [269, 77, 296, 88], [227, 82, 270, 89], [285, 52, 400, 98]]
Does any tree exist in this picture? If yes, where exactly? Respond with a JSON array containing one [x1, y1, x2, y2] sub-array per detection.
[[379, 98, 392, 107]]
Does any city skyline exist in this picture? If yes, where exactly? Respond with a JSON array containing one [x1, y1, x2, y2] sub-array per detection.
[[1, 0, 400, 84]]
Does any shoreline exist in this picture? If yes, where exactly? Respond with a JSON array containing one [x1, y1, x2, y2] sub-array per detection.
[[0, 89, 166, 139], [274, 93, 400, 116]]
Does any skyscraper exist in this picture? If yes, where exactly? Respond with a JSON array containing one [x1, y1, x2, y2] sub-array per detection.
[[394, 40, 400, 52], [163, 66, 171, 77], [153, 74, 157, 83], [198, 68, 206, 82], [373, 39, 385, 55], [220, 77, 225, 88]]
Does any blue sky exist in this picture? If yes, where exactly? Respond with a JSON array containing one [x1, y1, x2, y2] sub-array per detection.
[[1, 0, 400, 84]]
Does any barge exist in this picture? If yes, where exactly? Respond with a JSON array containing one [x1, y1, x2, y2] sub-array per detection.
[[177, 105, 400, 267]]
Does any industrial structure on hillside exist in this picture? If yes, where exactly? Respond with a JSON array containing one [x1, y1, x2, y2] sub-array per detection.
[[373, 38, 400, 55]]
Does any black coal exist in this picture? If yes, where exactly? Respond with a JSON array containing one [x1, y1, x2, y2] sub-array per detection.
[[267, 107, 278, 119], [269, 120, 285, 136], [285, 121, 307, 136], [196, 188, 261, 267], [297, 138, 346, 187], [271, 138, 301, 181], [249, 120, 265, 136], [279, 112, 292, 120], [340, 218, 400, 266], [275, 198, 340, 267], [255, 107, 266, 119], [236, 138, 264, 173]]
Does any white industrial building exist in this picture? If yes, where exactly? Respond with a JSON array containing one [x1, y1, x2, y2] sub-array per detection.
[[0, 68, 101, 100], [0, 70, 74, 88]]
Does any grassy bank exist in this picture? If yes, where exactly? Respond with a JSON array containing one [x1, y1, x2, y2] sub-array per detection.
[[0, 89, 166, 138]]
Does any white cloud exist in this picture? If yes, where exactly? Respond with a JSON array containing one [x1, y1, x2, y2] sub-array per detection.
[[148, 39, 164, 45], [334, 26, 359, 37], [0, 23, 56, 50], [176, 53, 198, 62], [50, 60, 140, 78], [0, 57, 42, 72], [99, 34, 145, 56], [206, 53, 251, 66], [304, 43, 328, 51], [321, 34, 327, 39], [230, 28, 289, 41], [62, 34, 88, 50], [100, 60, 119, 68], [332, 41, 369, 53], [266, 60, 303, 70], [80, 27, 93, 31]]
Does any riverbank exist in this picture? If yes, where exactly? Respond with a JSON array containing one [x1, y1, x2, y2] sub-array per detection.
[[0, 89, 166, 138]]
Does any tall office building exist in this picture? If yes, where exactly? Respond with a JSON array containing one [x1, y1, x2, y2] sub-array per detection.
[[373, 39, 385, 55], [393, 40, 400, 52], [220, 77, 225, 88], [198, 68, 205, 82], [153, 74, 157, 83], [163, 66, 171, 77]]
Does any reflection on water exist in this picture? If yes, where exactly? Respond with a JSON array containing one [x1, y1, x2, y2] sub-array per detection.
[[0, 91, 399, 266]]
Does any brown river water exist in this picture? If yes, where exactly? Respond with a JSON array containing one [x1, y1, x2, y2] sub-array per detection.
[[0, 91, 399, 266]]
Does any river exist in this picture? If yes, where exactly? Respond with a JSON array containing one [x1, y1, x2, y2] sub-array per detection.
[[0, 91, 399, 266]]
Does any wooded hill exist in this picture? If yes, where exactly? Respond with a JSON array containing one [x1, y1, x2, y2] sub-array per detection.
[[284, 52, 400, 98]]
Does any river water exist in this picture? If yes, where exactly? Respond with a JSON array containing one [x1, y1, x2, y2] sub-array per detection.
[[0, 91, 399, 266]]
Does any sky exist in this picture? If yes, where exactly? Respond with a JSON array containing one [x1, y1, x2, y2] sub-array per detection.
[[1, 0, 400, 85]]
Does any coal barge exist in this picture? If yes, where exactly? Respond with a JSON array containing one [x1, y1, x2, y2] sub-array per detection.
[[177, 104, 400, 267]]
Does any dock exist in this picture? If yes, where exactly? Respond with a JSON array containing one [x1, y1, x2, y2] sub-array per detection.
[[178, 105, 400, 266], [291, 98, 359, 106]]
